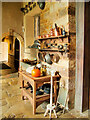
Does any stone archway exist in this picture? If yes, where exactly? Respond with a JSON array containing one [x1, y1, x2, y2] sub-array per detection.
[[2, 31, 24, 70], [13, 32, 24, 64]]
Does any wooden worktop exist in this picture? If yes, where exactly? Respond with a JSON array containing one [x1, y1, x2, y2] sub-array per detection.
[[19, 70, 60, 81]]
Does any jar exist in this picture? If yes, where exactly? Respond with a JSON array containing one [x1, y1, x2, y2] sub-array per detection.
[[62, 26, 65, 36], [42, 35, 46, 38], [54, 28, 59, 36], [38, 35, 42, 39], [46, 34, 50, 38], [58, 27, 62, 35], [43, 65, 47, 76], [40, 66, 43, 76], [50, 28, 54, 36]]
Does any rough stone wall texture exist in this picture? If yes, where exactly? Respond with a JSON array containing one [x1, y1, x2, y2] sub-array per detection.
[[39, 2, 76, 109], [40, 2, 68, 35], [8, 54, 15, 68], [3, 36, 14, 55], [68, 2, 76, 109]]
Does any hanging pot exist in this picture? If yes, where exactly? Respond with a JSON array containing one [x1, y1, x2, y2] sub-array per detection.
[[52, 53, 60, 63], [38, 2, 45, 10], [45, 53, 52, 64], [38, 52, 43, 61]]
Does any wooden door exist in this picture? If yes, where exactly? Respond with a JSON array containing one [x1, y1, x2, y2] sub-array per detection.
[[82, 2, 90, 111]]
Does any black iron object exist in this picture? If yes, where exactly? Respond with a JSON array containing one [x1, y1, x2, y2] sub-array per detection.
[[21, 8, 25, 14], [33, 3, 36, 8], [21, 2, 45, 15], [37, 2, 45, 10]]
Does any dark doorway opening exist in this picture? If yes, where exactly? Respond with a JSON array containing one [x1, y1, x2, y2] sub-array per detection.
[[14, 38, 20, 71]]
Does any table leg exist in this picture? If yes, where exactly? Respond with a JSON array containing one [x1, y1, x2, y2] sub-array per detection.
[[22, 80, 24, 87], [22, 94, 24, 100], [21, 77, 24, 100], [54, 81, 57, 104], [33, 82, 36, 114], [20, 75, 24, 100], [19, 73, 23, 89]]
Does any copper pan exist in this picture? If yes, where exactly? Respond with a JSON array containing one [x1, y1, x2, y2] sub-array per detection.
[[52, 53, 60, 63]]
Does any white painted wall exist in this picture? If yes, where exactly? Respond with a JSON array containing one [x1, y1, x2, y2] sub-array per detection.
[[0, 42, 8, 62], [2, 2, 23, 37], [24, 15, 34, 48]]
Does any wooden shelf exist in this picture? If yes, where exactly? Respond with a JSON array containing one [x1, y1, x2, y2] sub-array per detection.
[[39, 49, 65, 52], [35, 35, 70, 53], [36, 35, 69, 41], [23, 88, 55, 103], [22, 88, 33, 104]]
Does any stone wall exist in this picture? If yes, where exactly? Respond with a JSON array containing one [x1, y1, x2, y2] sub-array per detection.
[[68, 2, 76, 109], [8, 54, 15, 68], [40, 2, 68, 35], [39, 2, 76, 109], [3, 36, 14, 55]]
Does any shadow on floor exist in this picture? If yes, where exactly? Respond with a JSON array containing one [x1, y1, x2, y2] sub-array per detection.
[[0, 62, 17, 76], [0, 63, 11, 70]]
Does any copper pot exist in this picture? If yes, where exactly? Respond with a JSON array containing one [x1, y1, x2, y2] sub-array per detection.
[[42, 35, 46, 38], [54, 28, 59, 36], [52, 53, 60, 63], [46, 34, 50, 38]]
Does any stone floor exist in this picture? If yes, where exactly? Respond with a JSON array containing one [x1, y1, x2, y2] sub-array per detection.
[[0, 63, 89, 119], [0, 62, 17, 76]]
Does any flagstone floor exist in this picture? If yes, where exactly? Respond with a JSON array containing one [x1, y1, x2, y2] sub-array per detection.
[[0, 64, 89, 119]]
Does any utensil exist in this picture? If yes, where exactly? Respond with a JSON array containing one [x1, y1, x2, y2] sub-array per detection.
[[58, 44, 63, 50], [38, 2, 45, 10], [38, 52, 43, 61], [63, 44, 68, 50], [52, 53, 60, 63], [63, 44, 69, 53], [45, 53, 52, 64]]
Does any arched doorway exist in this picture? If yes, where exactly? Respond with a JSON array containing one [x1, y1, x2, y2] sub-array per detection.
[[2, 31, 24, 72], [14, 38, 20, 71]]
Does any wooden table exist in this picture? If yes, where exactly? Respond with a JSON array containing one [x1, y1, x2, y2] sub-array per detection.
[[19, 70, 60, 114]]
